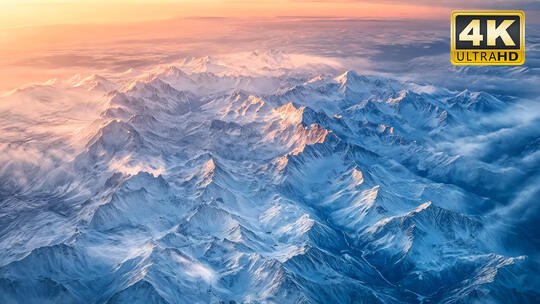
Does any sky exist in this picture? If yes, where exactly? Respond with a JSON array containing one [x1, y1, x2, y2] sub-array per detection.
[[0, 1, 442, 28], [2, 0, 539, 29]]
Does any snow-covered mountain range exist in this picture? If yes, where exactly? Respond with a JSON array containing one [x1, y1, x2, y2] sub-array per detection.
[[0, 51, 538, 303]]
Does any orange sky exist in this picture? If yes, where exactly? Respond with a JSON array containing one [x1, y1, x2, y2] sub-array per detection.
[[0, 0, 451, 28], [2, 0, 533, 93]]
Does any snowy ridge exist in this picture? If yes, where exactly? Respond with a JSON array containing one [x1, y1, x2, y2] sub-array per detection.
[[0, 52, 538, 303]]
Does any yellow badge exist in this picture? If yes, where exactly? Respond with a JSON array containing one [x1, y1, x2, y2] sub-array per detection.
[[451, 11, 525, 65]]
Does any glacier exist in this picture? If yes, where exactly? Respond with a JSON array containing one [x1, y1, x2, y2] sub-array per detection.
[[0, 51, 538, 303]]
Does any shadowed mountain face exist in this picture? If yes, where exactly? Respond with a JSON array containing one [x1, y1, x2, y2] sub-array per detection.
[[0, 52, 538, 303]]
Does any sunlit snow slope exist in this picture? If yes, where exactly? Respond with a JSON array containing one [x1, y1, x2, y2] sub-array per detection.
[[0, 51, 538, 304]]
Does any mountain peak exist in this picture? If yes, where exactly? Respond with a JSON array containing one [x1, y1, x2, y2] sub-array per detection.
[[413, 201, 432, 213], [1, 53, 536, 304]]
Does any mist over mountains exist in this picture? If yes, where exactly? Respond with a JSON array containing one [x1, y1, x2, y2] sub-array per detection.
[[3, 17, 539, 97], [0, 50, 538, 303]]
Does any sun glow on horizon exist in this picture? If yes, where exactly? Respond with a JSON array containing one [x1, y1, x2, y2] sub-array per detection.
[[0, 0, 451, 29], [3, 0, 531, 94]]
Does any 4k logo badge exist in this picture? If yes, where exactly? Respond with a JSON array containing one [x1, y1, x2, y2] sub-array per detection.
[[451, 11, 525, 65]]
